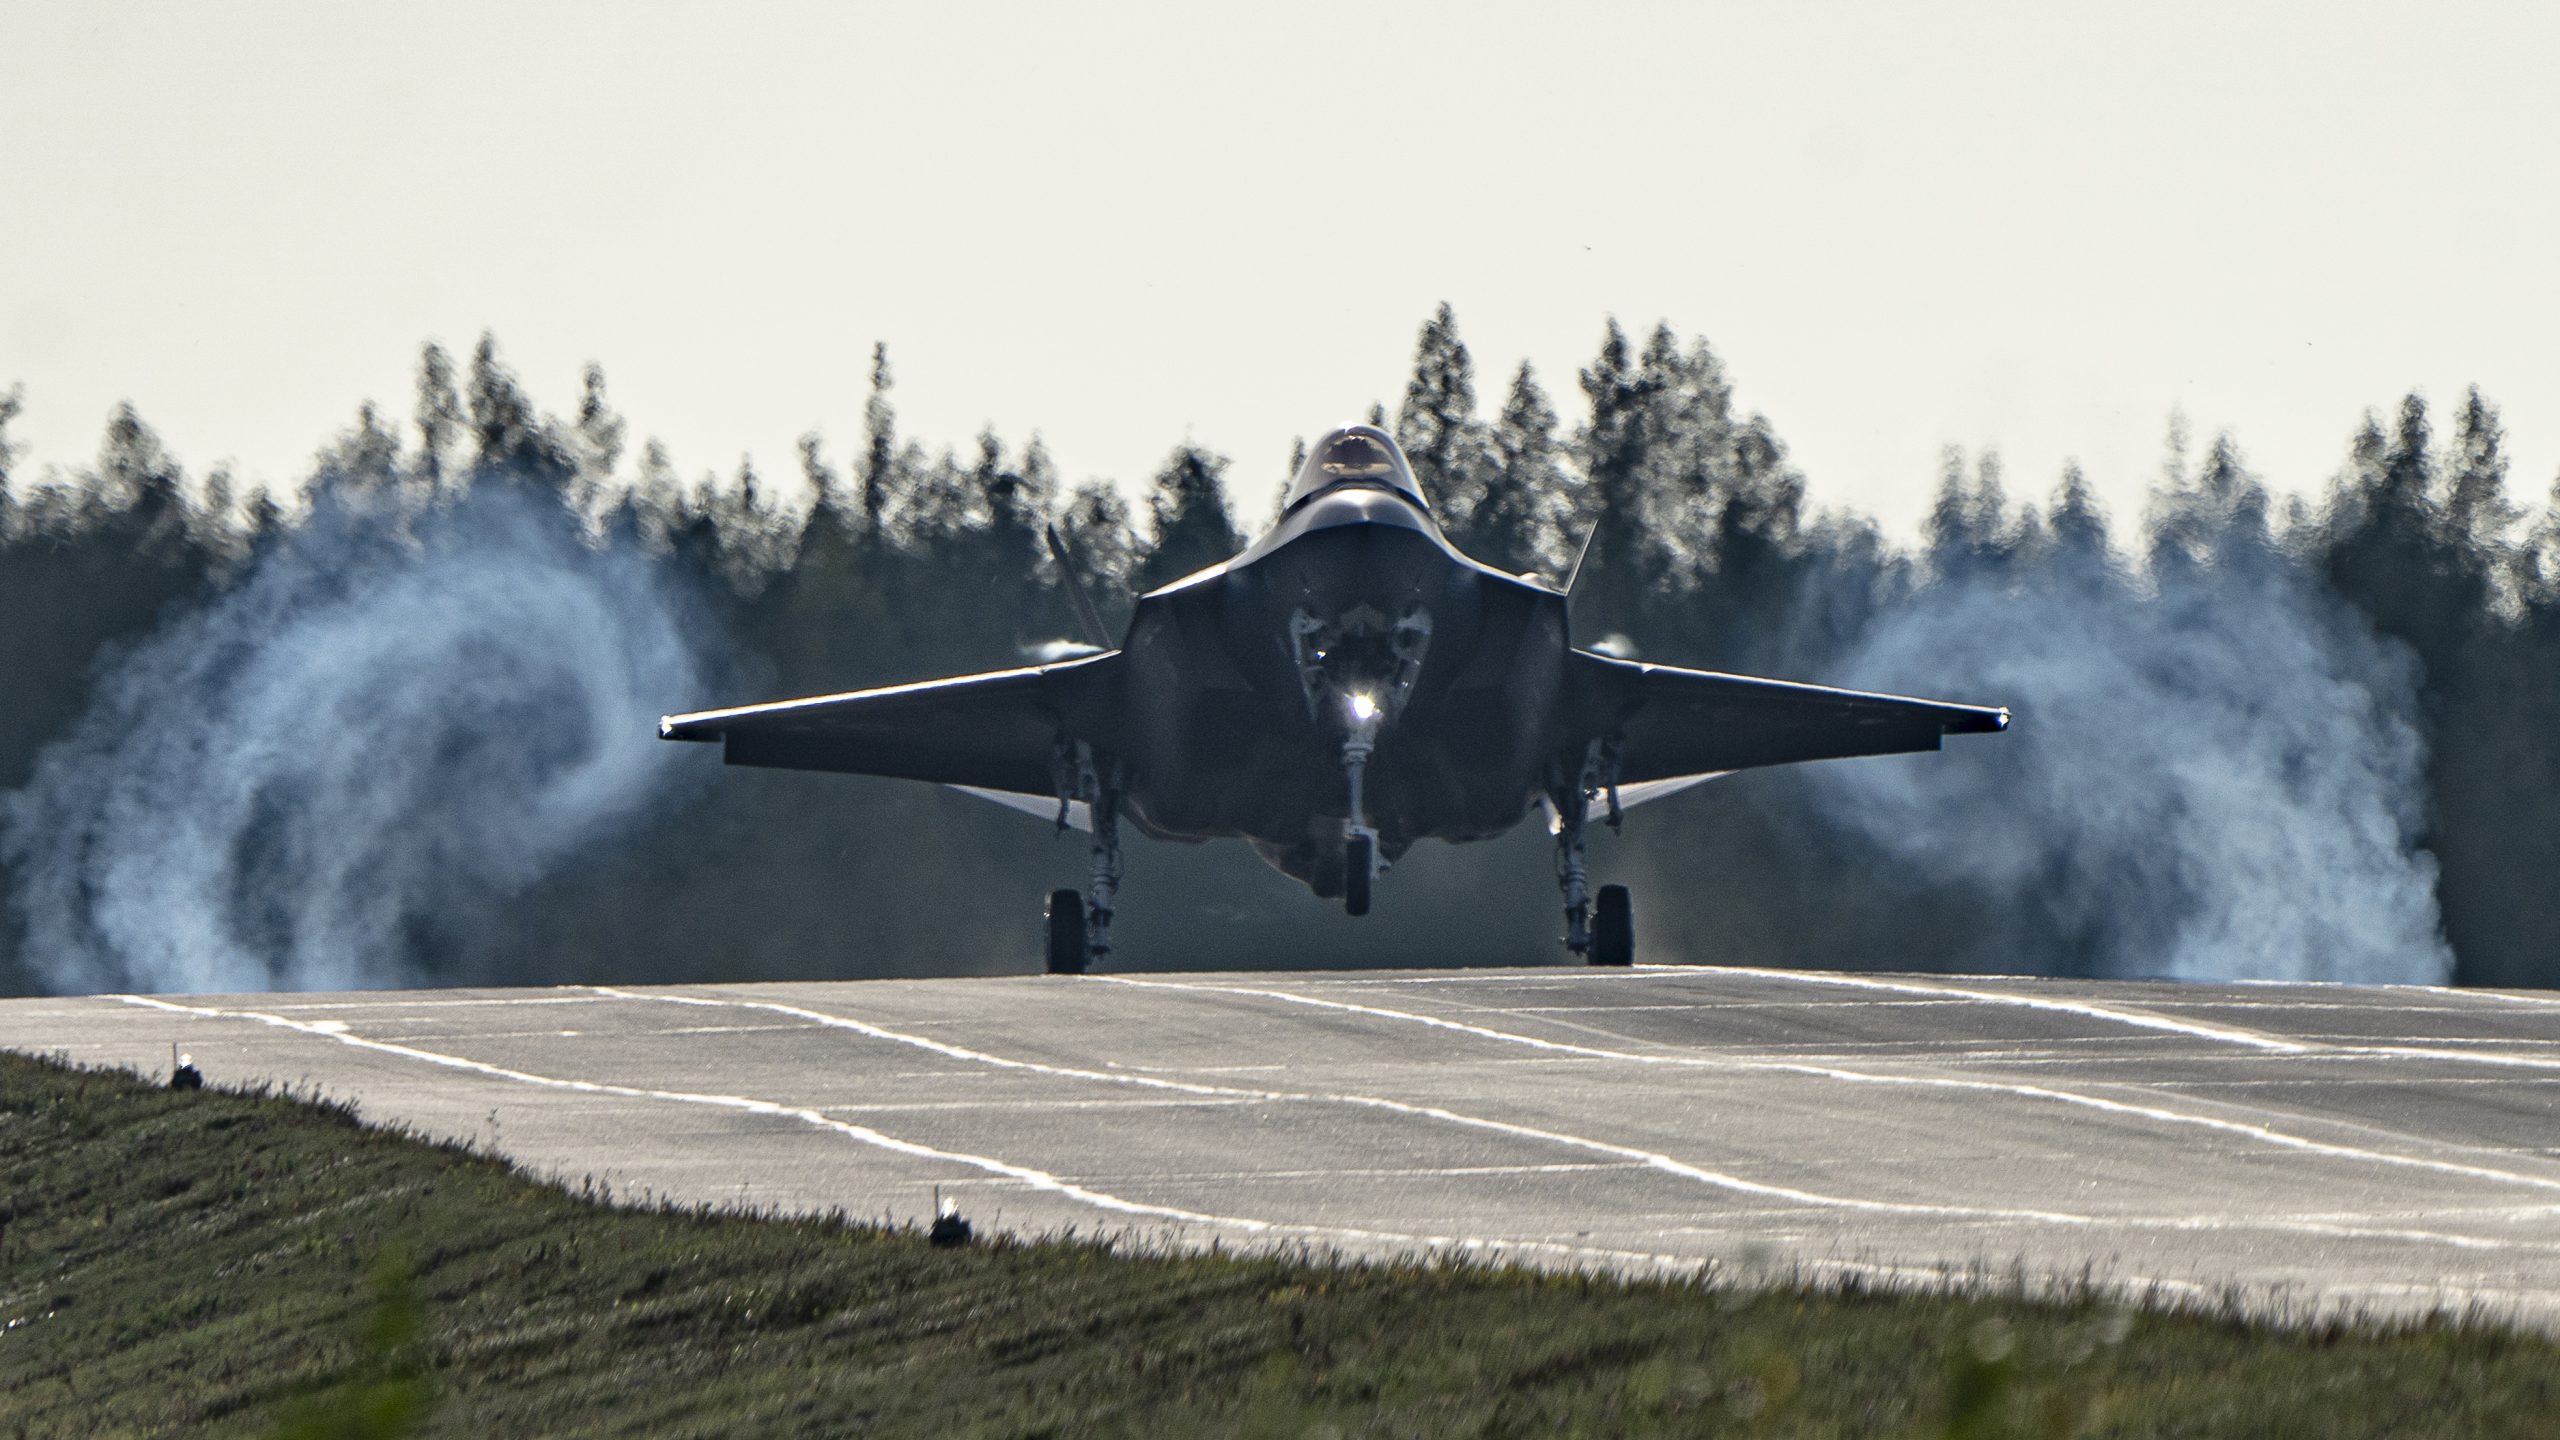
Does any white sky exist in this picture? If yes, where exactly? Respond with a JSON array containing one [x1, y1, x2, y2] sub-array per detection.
[[5, 1, 2557, 540]]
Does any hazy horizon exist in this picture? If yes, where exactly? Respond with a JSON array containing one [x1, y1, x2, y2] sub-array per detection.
[[7, 1, 2558, 540]]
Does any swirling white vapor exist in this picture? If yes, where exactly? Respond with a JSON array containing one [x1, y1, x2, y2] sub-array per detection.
[[1803, 550, 2451, 984], [3, 488, 703, 994]]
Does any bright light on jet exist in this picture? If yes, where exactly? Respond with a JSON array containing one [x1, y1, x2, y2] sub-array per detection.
[[1347, 692, 1379, 722]]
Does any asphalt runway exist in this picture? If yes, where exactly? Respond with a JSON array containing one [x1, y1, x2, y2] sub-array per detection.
[[13, 966, 2560, 1325]]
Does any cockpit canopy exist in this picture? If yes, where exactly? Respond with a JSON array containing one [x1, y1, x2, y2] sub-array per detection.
[[1280, 424, 1428, 513]]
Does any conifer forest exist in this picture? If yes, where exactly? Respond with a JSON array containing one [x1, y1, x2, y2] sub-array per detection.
[[2, 308, 2554, 996]]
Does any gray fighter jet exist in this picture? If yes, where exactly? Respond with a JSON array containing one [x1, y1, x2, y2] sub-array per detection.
[[661, 424, 2006, 973]]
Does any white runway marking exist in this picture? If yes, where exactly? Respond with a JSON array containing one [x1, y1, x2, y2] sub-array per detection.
[[583, 987, 2109, 1228], [117, 994, 1263, 1230], [106, 994, 1791, 1281], [1706, 969, 2560, 1080], [582, 986, 2560, 1257], [21, 970, 2559, 1327], [1098, 976, 2560, 1201], [1643, 965, 2319, 1053]]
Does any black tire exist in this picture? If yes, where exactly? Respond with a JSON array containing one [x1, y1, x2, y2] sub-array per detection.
[[1591, 884, 1634, 966], [1344, 833, 1373, 917], [1045, 888, 1088, 974]]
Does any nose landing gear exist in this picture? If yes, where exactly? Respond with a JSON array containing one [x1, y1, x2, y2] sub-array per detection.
[[1343, 830, 1375, 917], [1341, 697, 1382, 917]]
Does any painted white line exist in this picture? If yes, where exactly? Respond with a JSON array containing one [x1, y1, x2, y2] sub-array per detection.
[[1646, 970, 2560, 1078], [108, 982, 2560, 1264], [104, 994, 1749, 1282], [1497, 1001, 1972, 1014], [254, 995, 598, 1010], [1096, 976, 2560, 1202], [2388, 988, 2560, 1011], [597, 987, 2560, 1256], [118, 994, 1257, 1229], [1673, 966, 2316, 1053], [588, 987, 2102, 1227]]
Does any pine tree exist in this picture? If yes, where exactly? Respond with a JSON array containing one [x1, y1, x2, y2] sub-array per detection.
[[1687, 411, 1807, 664], [1573, 320, 1664, 635], [1639, 328, 1742, 587], [0, 385, 21, 508], [1394, 303, 1491, 525], [2150, 430, 2269, 580], [707, 454, 803, 590], [466, 334, 576, 492], [0, 402, 219, 818], [1926, 447, 2016, 582], [413, 342, 464, 495], [2443, 388, 2522, 608], [861, 342, 896, 542], [571, 363, 627, 523], [97, 403, 191, 562], [934, 430, 1049, 648], [2045, 463, 2117, 583], [1477, 362, 1567, 576], [601, 437, 687, 553], [1060, 479, 1137, 597], [983, 431, 1046, 565], [893, 445, 977, 553], [2323, 393, 2487, 658], [2384, 392, 2431, 513], [1019, 435, 1076, 618], [310, 402, 404, 511], [797, 431, 842, 520], [2527, 471, 2560, 606], [192, 465, 249, 564], [1131, 445, 1240, 594]]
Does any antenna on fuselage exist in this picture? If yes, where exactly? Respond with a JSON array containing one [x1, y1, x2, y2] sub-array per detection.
[[1561, 527, 1599, 597], [1045, 524, 1115, 650]]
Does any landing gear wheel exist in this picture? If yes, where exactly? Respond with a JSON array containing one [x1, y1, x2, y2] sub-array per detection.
[[1044, 888, 1088, 974], [1590, 884, 1633, 967], [1344, 833, 1373, 917]]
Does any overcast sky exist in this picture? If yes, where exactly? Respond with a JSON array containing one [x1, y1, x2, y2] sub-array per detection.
[[5, 1, 2556, 539]]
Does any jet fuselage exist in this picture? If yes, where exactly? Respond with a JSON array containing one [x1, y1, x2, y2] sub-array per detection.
[[1111, 477, 1569, 894]]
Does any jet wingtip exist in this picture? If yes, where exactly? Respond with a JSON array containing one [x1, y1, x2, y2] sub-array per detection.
[[1945, 705, 2011, 736]]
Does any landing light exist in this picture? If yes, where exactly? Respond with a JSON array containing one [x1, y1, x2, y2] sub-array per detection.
[[1347, 692, 1379, 722]]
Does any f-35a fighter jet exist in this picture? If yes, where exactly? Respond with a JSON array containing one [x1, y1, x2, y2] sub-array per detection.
[[661, 424, 2006, 973]]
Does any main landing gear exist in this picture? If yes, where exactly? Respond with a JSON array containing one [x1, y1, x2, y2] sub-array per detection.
[[1553, 743, 1634, 967], [1045, 743, 1121, 976], [1044, 888, 1087, 975]]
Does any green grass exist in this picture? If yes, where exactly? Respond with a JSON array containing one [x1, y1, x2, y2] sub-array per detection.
[[4, 1050, 2557, 1438]]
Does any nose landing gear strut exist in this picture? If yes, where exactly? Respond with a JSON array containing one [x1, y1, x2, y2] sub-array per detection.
[[1342, 703, 1381, 917]]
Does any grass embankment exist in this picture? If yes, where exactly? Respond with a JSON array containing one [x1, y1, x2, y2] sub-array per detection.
[[3, 1052, 2555, 1439]]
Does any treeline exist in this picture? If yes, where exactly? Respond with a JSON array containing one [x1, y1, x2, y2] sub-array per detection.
[[1, 311, 2555, 991]]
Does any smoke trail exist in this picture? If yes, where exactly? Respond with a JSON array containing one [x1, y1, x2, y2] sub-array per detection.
[[1803, 545, 2452, 984], [2, 486, 704, 994]]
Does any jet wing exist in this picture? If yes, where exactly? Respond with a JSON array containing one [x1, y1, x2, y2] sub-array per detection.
[[1565, 650, 2007, 784], [659, 651, 1120, 797]]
